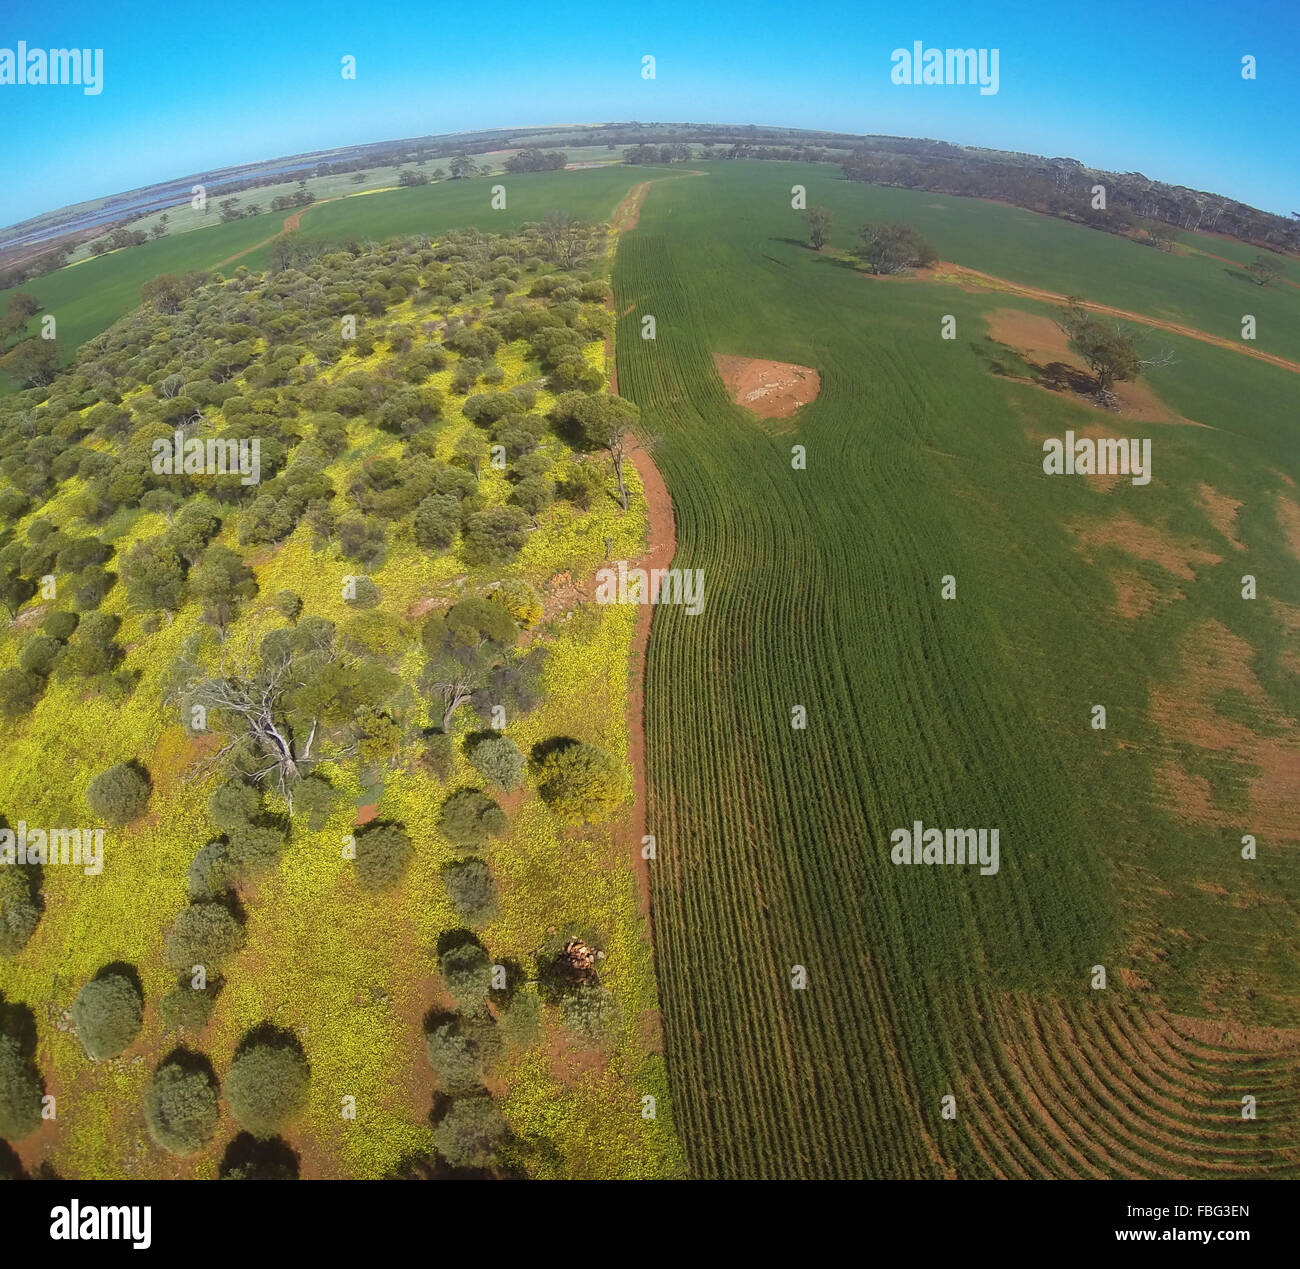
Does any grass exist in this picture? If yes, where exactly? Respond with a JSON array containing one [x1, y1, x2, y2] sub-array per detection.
[[613, 160, 1300, 1178]]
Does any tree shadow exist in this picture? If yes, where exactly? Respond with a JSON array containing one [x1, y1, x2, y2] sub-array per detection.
[[158, 1045, 218, 1084], [387, 1148, 504, 1180], [421, 1006, 458, 1035], [529, 735, 578, 766], [233, 1022, 304, 1060], [93, 961, 143, 997], [0, 1139, 26, 1179], [219, 1132, 300, 1179], [435, 927, 486, 959], [0, 993, 39, 1057]]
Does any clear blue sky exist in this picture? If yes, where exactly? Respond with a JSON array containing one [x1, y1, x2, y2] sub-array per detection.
[[1, 0, 1296, 228]]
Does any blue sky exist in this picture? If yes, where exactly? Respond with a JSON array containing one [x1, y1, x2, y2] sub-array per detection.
[[1, 0, 1296, 228]]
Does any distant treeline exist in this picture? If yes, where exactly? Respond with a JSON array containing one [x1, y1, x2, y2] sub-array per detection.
[[7, 122, 1294, 292]]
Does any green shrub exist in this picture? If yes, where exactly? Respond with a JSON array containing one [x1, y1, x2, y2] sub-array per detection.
[[438, 789, 507, 850], [426, 1015, 501, 1093], [438, 942, 492, 1006], [559, 984, 622, 1047], [0, 669, 42, 719], [186, 841, 235, 901], [423, 732, 455, 781], [344, 576, 381, 608], [413, 493, 460, 550], [466, 735, 525, 791], [18, 635, 60, 678], [354, 823, 413, 891], [292, 775, 339, 830], [0, 1033, 43, 1140], [274, 590, 302, 622], [0, 868, 40, 955], [160, 987, 215, 1035], [225, 1041, 310, 1139], [70, 973, 143, 1059], [433, 1095, 507, 1169], [41, 610, 79, 641], [86, 762, 151, 826], [164, 903, 246, 971], [225, 822, 283, 875], [208, 781, 260, 832], [535, 742, 625, 824], [143, 1059, 219, 1155], [441, 859, 498, 924]]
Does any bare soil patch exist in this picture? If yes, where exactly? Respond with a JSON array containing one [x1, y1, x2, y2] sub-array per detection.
[[1276, 494, 1300, 563], [1069, 514, 1223, 581], [1111, 569, 1168, 620], [1149, 620, 1300, 841], [713, 353, 820, 419], [986, 308, 1194, 426], [1197, 484, 1245, 551], [1272, 599, 1300, 674], [937, 267, 1300, 375]]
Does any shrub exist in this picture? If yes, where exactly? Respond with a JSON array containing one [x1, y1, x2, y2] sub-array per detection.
[[187, 841, 236, 901], [433, 1095, 507, 1169], [441, 859, 498, 924], [413, 493, 460, 550], [0, 1033, 42, 1140], [164, 902, 246, 971], [86, 762, 151, 825], [18, 635, 60, 677], [41, 610, 79, 641], [858, 221, 937, 275], [160, 987, 215, 1035], [438, 789, 507, 850], [490, 579, 543, 628], [292, 775, 339, 830], [423, 732, 455, 781], [225, 822, 283, 875], [0, 668, 42, 719], [70, 972, 143, 1060], [209, 780, 260, 832], [0, 868, 39, 955], [225, 1040, 310, 1139], [442, 596, 517, 650], [355, 823, 413, 891], [425, 1015, 501, 1093], [466, 735, 525, 791], [344, 575, 381, 608], [275, 590, 302, 622], [439, 942, 492, 1005], [559, 983, 623, 1047], [463, 506, 529, 565], [143, 1059, 219, 1155], [535, 742, 626, 824]]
